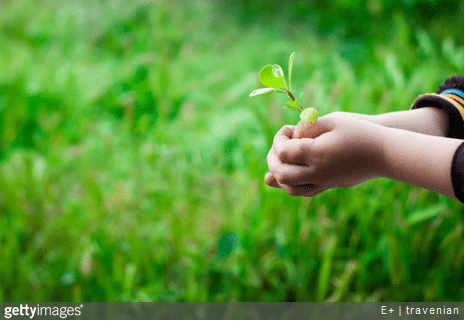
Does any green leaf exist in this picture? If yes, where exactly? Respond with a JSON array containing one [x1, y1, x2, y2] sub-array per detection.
[[259, 64, 286, 90], [286, 100, 298, 107], [288, 52, 295, 91], [284, 100, 299, 111], [249, 87, 276, 97]]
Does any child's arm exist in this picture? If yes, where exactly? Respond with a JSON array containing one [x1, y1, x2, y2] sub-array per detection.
[[331, 76, 464, 139], [381, 124, 462, 200], [265, 114, 462, 201], [265, 75, 463, 201], [331, 107, 450, 137]]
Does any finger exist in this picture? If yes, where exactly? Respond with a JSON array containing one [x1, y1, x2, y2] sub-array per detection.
[[306, 187, 326, 197], [276, 124, 296, 139], [274, 138, 312, 165], [273, 125, 309, 165], [264, 173, 281, 188], [273, 125, 295, 151], [265, 172, 274, 185], [294, 119, 329, 139], [267, 149, 314, 185], [282, 183, 316, 196], [283, 184, 326, 197]]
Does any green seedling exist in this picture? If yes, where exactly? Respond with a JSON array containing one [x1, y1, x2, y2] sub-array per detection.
[[249, 52, 319, 124]]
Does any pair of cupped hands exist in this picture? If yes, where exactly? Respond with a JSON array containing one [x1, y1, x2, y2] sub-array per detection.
[[265, 112, 387, 197]]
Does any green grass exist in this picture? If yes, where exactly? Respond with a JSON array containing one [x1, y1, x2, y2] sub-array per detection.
[[0, 0, 463, 302]]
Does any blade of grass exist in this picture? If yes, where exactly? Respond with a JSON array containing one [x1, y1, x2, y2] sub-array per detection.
[[327, 260, 357, 302], [317, 235, 338, 301], [406, 204, 447, 225]]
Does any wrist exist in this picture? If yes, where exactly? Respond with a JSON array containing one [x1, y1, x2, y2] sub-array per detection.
[[370, 122, 390, 179], [379, 126, 462, 199], [348, 119, 390, 181]]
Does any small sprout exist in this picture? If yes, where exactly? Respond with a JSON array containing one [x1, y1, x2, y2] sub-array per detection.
[[249, 87, 276, 97], [300, 107, 319, 124], [259, 64, 287, 90], [288, 52, 295, 92], [285, 100, 300, 111], [250, 52, 319, 121]]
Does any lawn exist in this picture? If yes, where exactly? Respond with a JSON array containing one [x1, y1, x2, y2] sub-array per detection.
[[0, 0, 463, 302]]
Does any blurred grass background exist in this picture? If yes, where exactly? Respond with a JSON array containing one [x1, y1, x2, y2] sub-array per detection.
[[0, 0, 463, 302]]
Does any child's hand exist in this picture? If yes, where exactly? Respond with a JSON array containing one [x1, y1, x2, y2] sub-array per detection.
[[265, 113, 387, 196]]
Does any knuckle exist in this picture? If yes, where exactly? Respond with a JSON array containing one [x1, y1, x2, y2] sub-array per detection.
[[282, 125, 293, 132], [276, 146, 288, 161], [274, 171, 285, 183], [274, 171, 292, 185], [276, 125, 289, 138], [307, 164, 317, 176], [267, 149, 273, 161], [288, 188, 297, 196], [287, 187, 301, 197], [279, 173, 293, 185], [328, 111, 347, 119], [296, 140, 308, 155], [311, 144, 326, 162], [330, 111, 343, 117]]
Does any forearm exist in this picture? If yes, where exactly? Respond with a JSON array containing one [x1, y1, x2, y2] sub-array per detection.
[[335, 108, 449, 136], [372, 107, 449, 136], [379, 126, 462, 200]]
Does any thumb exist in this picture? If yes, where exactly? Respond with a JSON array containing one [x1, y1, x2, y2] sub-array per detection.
[[293, 119, 328, 139]]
